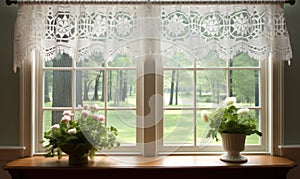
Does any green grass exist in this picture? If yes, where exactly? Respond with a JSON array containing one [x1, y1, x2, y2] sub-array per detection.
[[43, 95, 260, 146]]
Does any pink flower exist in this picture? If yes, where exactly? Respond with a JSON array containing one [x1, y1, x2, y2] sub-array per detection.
[[83, 104, 90, 110], [94, 114, 105, 122], [93, 104, 101, 111], [77, 104, 83, 110], [61, 115, 71, 122], [62, 110, 73, 116], [81, 110, 90, 118]]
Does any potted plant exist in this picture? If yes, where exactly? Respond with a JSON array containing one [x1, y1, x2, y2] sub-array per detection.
[[42, 104, 120, 165], [201, 97, 262, 163]]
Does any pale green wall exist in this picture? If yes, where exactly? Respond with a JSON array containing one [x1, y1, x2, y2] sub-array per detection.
[[0, 2, 299, 146], [0, 2, 19, 145], [284, 2, 300, 145]]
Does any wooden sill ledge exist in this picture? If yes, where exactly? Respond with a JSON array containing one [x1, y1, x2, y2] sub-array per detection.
[[3, 155, 296, 179]]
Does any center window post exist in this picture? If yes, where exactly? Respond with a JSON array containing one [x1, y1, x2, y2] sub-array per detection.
[[141, 4, 162, 157]]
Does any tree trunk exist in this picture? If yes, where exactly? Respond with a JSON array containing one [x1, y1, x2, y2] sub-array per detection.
[[175, 70, 179, 105], [44, 72, 51, 103], [169, 70, 175, 105], [100, 63, 105, 102], [52, 53, 72, 125], [76, 62, 83, 106], [122, 71, 128, 101], [108, 71, 112, 101], [93, 73, 101, 101], [114, 71, 120, 106]]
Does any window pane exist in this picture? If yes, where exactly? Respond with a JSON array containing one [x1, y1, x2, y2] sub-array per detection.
[[231, 53, 259, 67], [164, 110, 194, 145], [197, 70, 227, 107], [164, 70, 194, 108], [75, 70, 105, 107], [76, 53, 104, 68], [43, 53, 72, 67], [196, 51, 226, 68], [43, 110, 64, 132], [107, 110, 136, 145], [109, 70, 136, 107], [231, 70, 260, 107], [107, 55, 136, 67], [44, 70, 72, 108], [162, 52, 193, 68], [196, 110, 219, 146], [245, 110, 261, 145]]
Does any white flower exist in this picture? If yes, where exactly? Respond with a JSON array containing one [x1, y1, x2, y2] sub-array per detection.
[[61, 115, 71, 122], [51, 124, 60, 130], [237, 108, 250, 114], [201, 110, 209, 123], [225, 97, 236, 106], [62, 110, 73, 116], [67, 128, 77, 135]]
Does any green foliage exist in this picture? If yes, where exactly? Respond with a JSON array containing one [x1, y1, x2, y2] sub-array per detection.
[[202, 97, 262, 142], [42, 104, 120, 160]]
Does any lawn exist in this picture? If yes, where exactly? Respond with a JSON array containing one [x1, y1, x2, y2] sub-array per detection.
[[43, 95, 260, 146]]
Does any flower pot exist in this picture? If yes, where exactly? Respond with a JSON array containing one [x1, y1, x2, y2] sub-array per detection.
[[220, 133, 248, 163], [60, 144, 90, 166], [68, 155, 88, 166]]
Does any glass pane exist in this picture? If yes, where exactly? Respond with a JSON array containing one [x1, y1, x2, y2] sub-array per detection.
[[231, 53, 259, 67], [196, 110, 221, 146], [76, 53, 104, 68], [43, 110, 64, 133], [231, 70, 260, 107], [197, 51, 226, 68], [162, 52, 194, 68], [245, 110, 261, 145], [108, 70, 136, 107], [164, 110, 194, 145], [43, 53, 72, 67], [164, 70, 194, 108], [107, 54, 136, 67], [107, 110, 136, 145], [75, 70, 105, 108], [43, 70, 72, 108], [197, 70, 227, 108]]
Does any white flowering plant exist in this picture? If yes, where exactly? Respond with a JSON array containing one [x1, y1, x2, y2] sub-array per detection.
[[43, 104, 120, 160], [201, 97, 262, 142]]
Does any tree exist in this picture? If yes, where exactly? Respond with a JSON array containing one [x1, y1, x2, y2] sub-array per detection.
[[52, 53, 72, 125]]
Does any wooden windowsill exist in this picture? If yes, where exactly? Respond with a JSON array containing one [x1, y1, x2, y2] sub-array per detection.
[[3, 155, 297, 179]]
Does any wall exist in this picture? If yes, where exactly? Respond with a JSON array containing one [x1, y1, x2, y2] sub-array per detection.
[[283, 2, 300, 179], [0, 1, 300, 179], [0, 2, 19, 146], [0, 2, 20, 179]]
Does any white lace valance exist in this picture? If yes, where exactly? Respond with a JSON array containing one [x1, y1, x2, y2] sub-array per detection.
[[13, 4, 292, 72]]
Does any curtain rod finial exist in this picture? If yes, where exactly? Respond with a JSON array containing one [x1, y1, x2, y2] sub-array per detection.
[[289, 0, 296, 5], [6, 0, 15, 6]]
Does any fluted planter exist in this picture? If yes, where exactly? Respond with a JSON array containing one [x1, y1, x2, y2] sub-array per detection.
[[60, 144, 90, 166], [220, 133, 248, 163]]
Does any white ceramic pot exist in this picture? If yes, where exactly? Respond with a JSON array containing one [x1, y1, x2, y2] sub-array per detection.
[[220, 133, 248, 163]]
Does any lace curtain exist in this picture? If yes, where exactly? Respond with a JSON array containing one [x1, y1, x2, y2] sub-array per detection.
[[13, 3, 292, 72]]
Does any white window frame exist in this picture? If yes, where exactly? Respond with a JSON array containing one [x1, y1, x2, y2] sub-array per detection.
[[19, 52, 284, 157]]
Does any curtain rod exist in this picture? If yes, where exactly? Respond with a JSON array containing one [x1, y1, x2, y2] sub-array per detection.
[[5, 0, 296, 6]]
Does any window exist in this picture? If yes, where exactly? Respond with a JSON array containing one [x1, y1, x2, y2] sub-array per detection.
[[14, 3, 291, 156]]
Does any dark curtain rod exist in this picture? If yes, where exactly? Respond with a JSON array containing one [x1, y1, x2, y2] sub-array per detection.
[[5, 0, 296, 6]]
